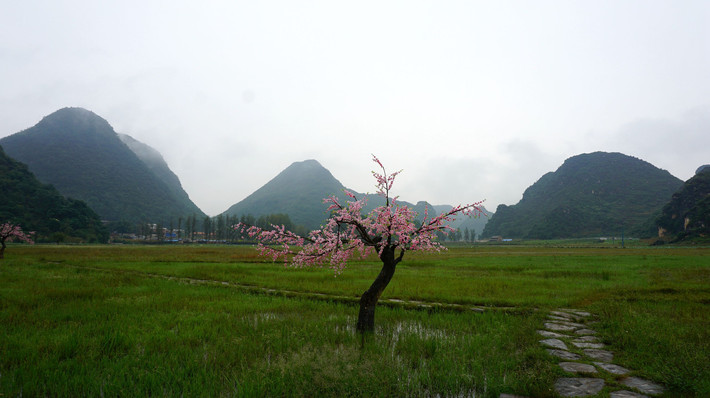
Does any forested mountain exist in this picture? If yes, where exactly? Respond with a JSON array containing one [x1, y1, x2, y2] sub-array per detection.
[[222, 160, 345, 230], [221, 159, 438, 231], [117, 133, 199, 217], [654, 167, 710, 241], [0, 107, 204, 225], [0, 145, 108, 242], [482, 152, 683, 239]]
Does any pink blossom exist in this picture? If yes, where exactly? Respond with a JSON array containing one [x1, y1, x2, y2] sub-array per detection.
[[1, 222, 34, 259], [236, 156, 484, 274]]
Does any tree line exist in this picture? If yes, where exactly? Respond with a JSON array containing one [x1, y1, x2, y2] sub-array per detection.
[[108, 213, 307, 243], [108, 213, 477, 244]]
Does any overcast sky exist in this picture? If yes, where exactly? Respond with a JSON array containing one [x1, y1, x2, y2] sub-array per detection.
[[1, 1, 709, 216]]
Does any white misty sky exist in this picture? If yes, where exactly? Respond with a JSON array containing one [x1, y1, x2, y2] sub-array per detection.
[[1, 1, 709, 216]]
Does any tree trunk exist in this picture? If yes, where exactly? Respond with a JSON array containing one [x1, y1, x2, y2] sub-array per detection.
[[356, 245, 403, 333]]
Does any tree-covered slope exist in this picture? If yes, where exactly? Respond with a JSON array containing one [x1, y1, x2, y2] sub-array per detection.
[[222, 160, 348, 231], [117, 133, 202, 218], [482, 152, 683, 239], [221, 159, 438, 231], [0, 145, 108, 242], [0, 108, 204, 224], [655, 167, 710, 241]]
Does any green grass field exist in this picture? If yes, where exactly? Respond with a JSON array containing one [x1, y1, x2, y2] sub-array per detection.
[[1, 244, 708, 397]]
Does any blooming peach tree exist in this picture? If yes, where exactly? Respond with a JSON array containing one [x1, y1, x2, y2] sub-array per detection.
[[238, 156, 484, 333], [0, 222, 34, 259]]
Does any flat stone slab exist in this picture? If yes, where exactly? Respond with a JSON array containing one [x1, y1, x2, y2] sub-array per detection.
[[621, 376, 664, 396], [573, 336, 600, 343], [545, 322, 577, 332], [572, 341, 605, 349], [547, 349, 581, 360], [583, 348, 614, 362], [550, 310, 576, 318], [575, 328, 597, 335], [538, 330, 570, 339], [499, 394, 529, 398], [553, 319, 587, 328], [540, 338, 568, 350], [595, 362, 630, 375], [554, 377, 605, 397], [610, 390, 650, 398], [559, 362, 598, 374], [558, 308, 592, 317], [548, 315, 571, 321]]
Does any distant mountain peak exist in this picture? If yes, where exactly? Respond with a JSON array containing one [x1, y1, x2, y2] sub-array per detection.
[[221, 159, 485, 233], [294, 159, 321, 166], [42, 107, 97, 120], [272, 159, 346, 192], [36, 107, 113, 135], [48, 106, 95, 116], [222, 159, 346, 230], [0, 108, 205, 223], [283, 159, 328, 173], [483, 151, 683, 239]]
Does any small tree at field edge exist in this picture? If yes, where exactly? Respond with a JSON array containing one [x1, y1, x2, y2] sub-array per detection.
[[238, 155, 484, 334], [0, 222, 34, 259]]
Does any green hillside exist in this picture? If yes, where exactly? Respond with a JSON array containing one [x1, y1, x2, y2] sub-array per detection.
[[654, 167, 710, 241], [0, 145, 108, 243], [0, 108, 204, 225], [222, 160, 349, 231], [222, 160, 438, 231], [482, 152, 683, 239], [117, 133, 202, 218]]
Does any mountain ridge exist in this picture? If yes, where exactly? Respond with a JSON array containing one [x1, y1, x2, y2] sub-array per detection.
[[221, 159, 445, 231], [0, 144, 108, 242], [482, 151, 683, 239], [222, 159, 344, 230], [0, 107, 205, 225], [118, 133, 200, 218], [4, 109, 692, 241]]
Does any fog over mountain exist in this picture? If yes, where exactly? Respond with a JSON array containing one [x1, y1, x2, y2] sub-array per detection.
[[0, 108, 205, 224], [1, 2, 708, 216], [118, 133, 199, 215]]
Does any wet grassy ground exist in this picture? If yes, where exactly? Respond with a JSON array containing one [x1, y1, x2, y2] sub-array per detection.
[[1, 244, 708, 396]]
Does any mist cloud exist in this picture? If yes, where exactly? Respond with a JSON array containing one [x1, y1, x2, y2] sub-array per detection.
[[1, 1, 708, 215]]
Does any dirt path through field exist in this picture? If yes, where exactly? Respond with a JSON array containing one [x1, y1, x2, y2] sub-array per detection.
[[55, 262, 522, 313]]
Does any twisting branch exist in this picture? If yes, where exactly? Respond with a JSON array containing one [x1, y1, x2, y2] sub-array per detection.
[[237, 155, 485, 332], [236, 155, 485, 274]]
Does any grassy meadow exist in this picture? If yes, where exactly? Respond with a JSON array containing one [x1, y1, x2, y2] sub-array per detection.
[[0, 244, 708, 397]]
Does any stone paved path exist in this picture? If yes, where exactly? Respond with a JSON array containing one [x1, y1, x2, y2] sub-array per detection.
[[500, 308, 666, 398]]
